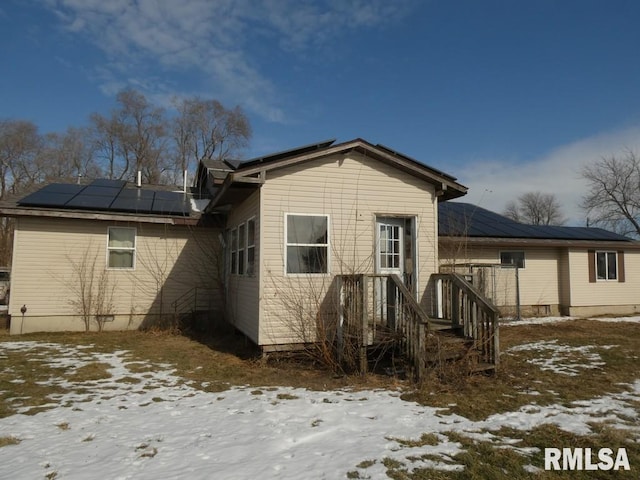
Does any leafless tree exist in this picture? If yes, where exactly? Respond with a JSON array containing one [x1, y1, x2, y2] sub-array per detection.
[[116, 89, 169, 184], [171, 97, 251, 182], [503, 191, 566, 225], [40, 127, 99, 183], [0, 120, 44, 266], [581, 151, 640, 237]]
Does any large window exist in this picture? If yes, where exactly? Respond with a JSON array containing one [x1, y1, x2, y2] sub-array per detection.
[[286, 214, 329, 274], [500, 251, 525, 269], [596, 251, 617, 280], [107, 227, 136, 269]]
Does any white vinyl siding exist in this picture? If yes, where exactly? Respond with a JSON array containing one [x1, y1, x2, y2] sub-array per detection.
[[9, 217, 220, 334], [226, 190, 260, 344], [259, 152, 437, 346]]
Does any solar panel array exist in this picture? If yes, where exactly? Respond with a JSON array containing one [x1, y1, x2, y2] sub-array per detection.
[[19, 180, 190, 216], [439, 202, 632, 241]]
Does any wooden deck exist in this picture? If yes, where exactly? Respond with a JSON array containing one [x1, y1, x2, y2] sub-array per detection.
[[336, 273, 500, 381]]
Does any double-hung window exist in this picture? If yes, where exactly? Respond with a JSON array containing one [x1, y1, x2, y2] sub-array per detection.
[[107, 227, 136, 269], [286, 214, 329, 274], [596, 251, 617, 280]]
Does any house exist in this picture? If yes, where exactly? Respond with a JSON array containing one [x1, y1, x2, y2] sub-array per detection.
[[0, 179, 222, 334], [196, 138, 468, 350], [438, 202, 640, 317], [1, 139, 471, 348]]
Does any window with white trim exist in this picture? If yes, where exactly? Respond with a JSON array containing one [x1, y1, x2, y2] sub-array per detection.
[[107, 227, 136, 269], [286, 214, 329, 274], [238, 223, 246, 274], [230, 219, 257, 276], [596, 251, 617, 280], [246, 218, 256, 275], [500, 251, 525, 269], [230, 228, 238, 274]]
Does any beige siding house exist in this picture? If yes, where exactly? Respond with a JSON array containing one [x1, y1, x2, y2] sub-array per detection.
[[1, 180, 220, 334], [439, 202, 640, 317], [201, 139, 467, 349]]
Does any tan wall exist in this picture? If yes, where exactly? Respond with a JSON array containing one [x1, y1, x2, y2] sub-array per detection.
[[440, 245, 562, 314], [567, 248, 640, 314], [9, 217, 220, 334], [258, 152, 438, 346], [226, 189, 260, 344]]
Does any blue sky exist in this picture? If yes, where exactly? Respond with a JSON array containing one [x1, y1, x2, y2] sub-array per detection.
[[2, 0, 640, 224]]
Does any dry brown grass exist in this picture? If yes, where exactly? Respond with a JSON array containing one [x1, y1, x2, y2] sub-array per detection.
[[404, 319, 640, 420], [1, 319, 639, 479]]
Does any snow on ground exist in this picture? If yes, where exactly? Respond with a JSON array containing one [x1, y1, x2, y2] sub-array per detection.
[[506, 340, 614, 376], [0, 320, 639, 479], [502, 315, 640, 326]]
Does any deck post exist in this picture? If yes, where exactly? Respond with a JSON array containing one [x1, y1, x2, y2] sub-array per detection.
[[493, 312, 500, 368], [360, 275, 369, 374], [336, 276, 344, 366], [386, 277, 396, 330]]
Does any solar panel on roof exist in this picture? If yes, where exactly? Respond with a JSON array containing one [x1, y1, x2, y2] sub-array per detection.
[[19, 191, 78, 207], [110, 189, 154, 212], [66, 195, 116, 210], [90, 179, 127, 188], [80, 185, 122, 197], [150, 190, 190, 215], [38, 184, 85, 195], [17, 180, 192, 216], [439, 202, 632, 241], [18, 183, 84, 207]]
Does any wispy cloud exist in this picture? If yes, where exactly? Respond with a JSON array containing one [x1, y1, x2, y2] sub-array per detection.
[[460, 125, 640, 225], [45, 0, 415, 121]]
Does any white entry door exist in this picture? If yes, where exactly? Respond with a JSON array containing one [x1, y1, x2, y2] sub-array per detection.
[[376, 217, 405, 277]]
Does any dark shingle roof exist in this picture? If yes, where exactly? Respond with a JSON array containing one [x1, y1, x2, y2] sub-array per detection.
[[439, 202, 633, 241]]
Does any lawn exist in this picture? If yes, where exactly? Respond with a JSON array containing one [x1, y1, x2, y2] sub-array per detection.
[[0, 317, 638, 479]]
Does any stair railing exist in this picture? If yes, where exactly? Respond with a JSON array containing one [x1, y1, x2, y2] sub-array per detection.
[[431, 273, 500, 367], [336, 274, 430, 380]]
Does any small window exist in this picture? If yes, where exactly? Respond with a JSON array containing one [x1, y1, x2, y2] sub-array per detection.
[[230, 228, 238, 275], [500, 251, 525, 269], [246, 219, 256, 275], [286, 214, 329, 274], [596, 251, 617, 280], [108, 227, 136, 268], [238, 224, 246, 275]]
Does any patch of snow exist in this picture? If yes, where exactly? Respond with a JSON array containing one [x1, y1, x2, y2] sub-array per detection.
[[0, 341, 638, 479], [506, 340, 609, 376]]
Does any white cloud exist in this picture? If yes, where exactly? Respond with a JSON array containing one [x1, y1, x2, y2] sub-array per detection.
[[460, 125, 640, 225], [45, 0, 415, 121]]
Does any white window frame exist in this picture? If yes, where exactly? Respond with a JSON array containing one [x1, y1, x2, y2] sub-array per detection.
[[246, 217, 256, 276], [229, 219, 257, 276], [500, 250, 525, 269], [596, 250, 617, 281], [106, 226, 136, 270], [230, 227, 238, 275], [284, 213, 330, 276]]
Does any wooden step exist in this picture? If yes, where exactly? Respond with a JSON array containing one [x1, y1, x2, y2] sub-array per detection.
[[470, 362, 496, 373]]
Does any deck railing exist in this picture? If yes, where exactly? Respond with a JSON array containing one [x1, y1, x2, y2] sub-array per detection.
[[336, 274, 430, 379], [171, 287, 218, 318], [431, 273, 500, 367]]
